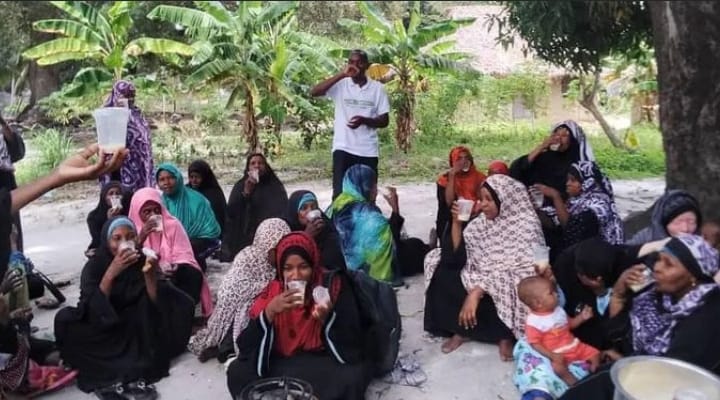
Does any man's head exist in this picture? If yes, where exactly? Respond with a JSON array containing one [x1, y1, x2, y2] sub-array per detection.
[[348, 50, 370, 78]]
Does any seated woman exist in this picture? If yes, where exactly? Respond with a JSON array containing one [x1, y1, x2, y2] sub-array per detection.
[[226, 232, 370, 400], [187, 159, 227, 236], [222, 153, 288, 262], [487, 160, 509, 176], [54, 217, 195, 399], [156, 163, 221, 272], [188, 219, 291, 362], [285, 190, 346, 270], [85, 181, 132, 258], [558, 235, 720, 400], [627, 189, 701, 244], [424, 174, 545, 360], [128, 188, 214, 318], [535, 161, 624, 257], [434, 146, 486, 247], [329, 164, 400, 284]]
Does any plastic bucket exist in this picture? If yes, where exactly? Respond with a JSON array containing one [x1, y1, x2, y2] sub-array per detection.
[[93, 107, 130, 152]]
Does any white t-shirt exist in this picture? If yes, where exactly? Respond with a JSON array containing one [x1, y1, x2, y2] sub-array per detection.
[[325, 77, 390, 158]]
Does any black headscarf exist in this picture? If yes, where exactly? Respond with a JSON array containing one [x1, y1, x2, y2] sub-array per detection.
[[86, 181, 132, 251], [285, 190, 318, 231], [187, 159, 227, 234], [627, 190, 702, 245]]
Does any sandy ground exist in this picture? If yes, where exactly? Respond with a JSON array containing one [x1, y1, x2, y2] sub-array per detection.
[[13, 177, 665, 400]]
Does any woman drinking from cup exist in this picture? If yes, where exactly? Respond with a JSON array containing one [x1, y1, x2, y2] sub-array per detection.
[[424, 174, 545, 360], [434, 146, 486, 247], [222, 153, 288, 261], [54, 217, 195, 399], [285, 190, 347, 270], [128, 188, 214, 318], [226, 232, 370, 400], [86, 181, 132, 258], [557, 235, 720, 400]]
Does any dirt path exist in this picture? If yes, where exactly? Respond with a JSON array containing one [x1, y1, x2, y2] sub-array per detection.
[[20, 177, 664, 400]]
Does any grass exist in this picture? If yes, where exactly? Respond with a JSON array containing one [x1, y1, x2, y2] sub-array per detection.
[[14, 129, 74, 185]]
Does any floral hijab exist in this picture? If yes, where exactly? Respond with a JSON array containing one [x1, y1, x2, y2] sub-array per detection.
[[461, 174, 546, 336], [567, 161, 624, 244]]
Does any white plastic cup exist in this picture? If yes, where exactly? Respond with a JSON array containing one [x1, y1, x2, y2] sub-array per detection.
[[110, 195, 122, 210], [150, 214, 163, 232], [549, 143, 561, 151], [306, 209, 322, 221], [287, 280, 307, 304], [249, 169, 260, 183], [529, 187, 545, 208], [533, 245, 550, 273], [457, 199, 474, 221], [118, 240, 135, 253], [629, 267, 655, 292], [312, 286, 331, 307], [93, 107, 130, 153]]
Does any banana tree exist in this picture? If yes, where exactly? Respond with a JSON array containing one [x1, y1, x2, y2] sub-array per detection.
[[22, 1, 195, 96], [339, 1, 474, 152], [148, 1, 336, 153]]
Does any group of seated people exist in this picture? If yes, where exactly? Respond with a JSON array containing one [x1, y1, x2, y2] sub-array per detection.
[[424, 119, 720, 400], [3, 119, 720, 400]]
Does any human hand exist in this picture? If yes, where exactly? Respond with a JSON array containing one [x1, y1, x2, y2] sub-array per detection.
[[9, 307, 32, 322], [450, 201, 461, 223], [107, 207, 122, 219], [304, 218, 325, 239], [311, 302, 332, 322], [382, 186, 399, 213], [533, 184, 560, 200], [109, 248, 140, 275], [578, 305, 594, 322], [615, 264, 649, 295], [266, 290, 303, 322], [243, 174, 257, 195], [534, 263, 555, 282], [0, 269, 24, 295], [458, 289, 482, 330], [141, 217, 160, 237], [602, 349, 623, 362], [342, 64, 360, 78], [347, 116, 365, 129], [55, 144, 127, 185], [539, 135, 557, 151]]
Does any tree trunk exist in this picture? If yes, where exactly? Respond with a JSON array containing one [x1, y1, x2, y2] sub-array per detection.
[[577, 72, 626, 149], [395, 71, 416, 153], [649, 1, 720, 221], [17, 61, 60, 121], [243, 87, 259, 153]]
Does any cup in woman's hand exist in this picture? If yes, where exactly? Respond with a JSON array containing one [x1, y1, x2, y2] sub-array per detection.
[[118, 240, 135, 253], [628, 267, 654, 292], [306, 209, 322, 222], [528, 187, 545, 209], [150, 214, 163, 232], [110, 195, 122, 210], [286, 280, 306, 305], [312, 286, 331, 308], [456, 198, 474, 221], [249, 169, 260, 183], [533, 245, 550, 273]]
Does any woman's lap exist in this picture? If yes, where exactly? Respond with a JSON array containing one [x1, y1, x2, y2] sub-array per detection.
[[513, 339, 591, 398]]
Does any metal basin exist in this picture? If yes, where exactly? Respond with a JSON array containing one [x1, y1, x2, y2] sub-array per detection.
[[611, 356, 720, 400]]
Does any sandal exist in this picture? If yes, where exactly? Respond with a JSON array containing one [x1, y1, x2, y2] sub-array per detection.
[[125, 380, 158, 400], [94, 383, 128, 400], [36, 298, 61, 310]]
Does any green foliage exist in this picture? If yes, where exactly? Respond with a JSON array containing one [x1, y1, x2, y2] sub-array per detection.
[[22, 0, 195, 94], [490, 1, 653, 73], [14, 128, 74, 184]]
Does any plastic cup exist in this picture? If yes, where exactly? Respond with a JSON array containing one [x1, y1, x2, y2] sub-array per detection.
[[118, 240, 135, 253], [533, 245, 550, 273], [287, 280, 306, 304], [150, 214, 163, 232], [249, 169, 260, 183], [457, 199, 474, 221], [306, 209, 322, 221], [549, 143, 561, 151], [93, 107, 130, 153], [312, 286, 331, 307], [529, 187, 545, 208], [629, 267, 655, 292], [110, 195, 122, 210]]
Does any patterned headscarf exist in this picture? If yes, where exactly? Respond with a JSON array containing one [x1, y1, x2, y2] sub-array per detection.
[[461, 174, 546, 337], [631, 234, 719, 355], [567, 161, 624, 244], [188, 218, 290, 355]]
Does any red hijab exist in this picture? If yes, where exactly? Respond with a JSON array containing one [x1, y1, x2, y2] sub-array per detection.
[[249, 232, 341, 357], [437, 146, 486, 201], [487, 160, 509, 176]]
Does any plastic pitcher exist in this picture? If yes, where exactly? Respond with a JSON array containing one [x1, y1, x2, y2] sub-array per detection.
[[93, 107, 130, 152]]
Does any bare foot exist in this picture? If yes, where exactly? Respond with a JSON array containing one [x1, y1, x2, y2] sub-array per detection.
[[498, 339, 514, 361], [441, 334, 468, 354]]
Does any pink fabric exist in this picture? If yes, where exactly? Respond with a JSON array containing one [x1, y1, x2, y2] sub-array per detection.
[[129, 188, 214, 317]]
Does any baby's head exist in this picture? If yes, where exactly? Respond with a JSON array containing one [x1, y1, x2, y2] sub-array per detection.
[[702, 221, 720, 250], [518, 276, 558, 313]]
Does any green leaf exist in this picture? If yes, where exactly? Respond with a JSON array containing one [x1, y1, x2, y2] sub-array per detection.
[[188, 59, 236, 84], [22, 38, 104, 60], [147, 5, 223, 40], [32, 19, 104, 44], [35, 51, 97, 66], [107, 1, 133, 44], [72, 66, 113, 85], [124, 38, 195, 57], [429, 40, 456, 54], [407, 2, 421, 35], [49, 1, 113, 43], [225, 85, 246, 109], [356, 1, 392, 33], [256, 1, 299, 26], [193, 1, 233, 25], [413, 18, 475, 48]]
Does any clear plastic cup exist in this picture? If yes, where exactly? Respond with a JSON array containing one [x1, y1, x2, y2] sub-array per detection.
[[93, 107, 130, 153], [533, 245, 550, 273], [287, 280, 306, 304], [529, 187, 545, 208], [629, 267, 655, 292], [249, 169, 260, 183], [306, 209, 322, 221], [312, 286, 331, 307], [457, 198, 474, 221], [150, 214, 163, 232], [110, 195, 122, 210]]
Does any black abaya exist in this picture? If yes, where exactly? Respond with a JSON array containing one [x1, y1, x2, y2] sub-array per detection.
[[86, 181, 132, 252], [54, 230, 194, 392], [424, 230, 514, 342], [389, 212, 430, 277], [222, 163, 287, 261]]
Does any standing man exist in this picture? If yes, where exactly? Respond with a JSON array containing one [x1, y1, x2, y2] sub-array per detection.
[[310, 49, 390, 200]]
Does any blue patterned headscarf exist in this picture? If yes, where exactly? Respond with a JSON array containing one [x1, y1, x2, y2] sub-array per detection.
[[328, 165, 395, 282], [631, 234, 719, 355], [568, 161, 624, 244]]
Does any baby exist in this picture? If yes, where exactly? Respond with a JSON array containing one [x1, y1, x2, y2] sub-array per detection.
[[518, 276, 600, 385]]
